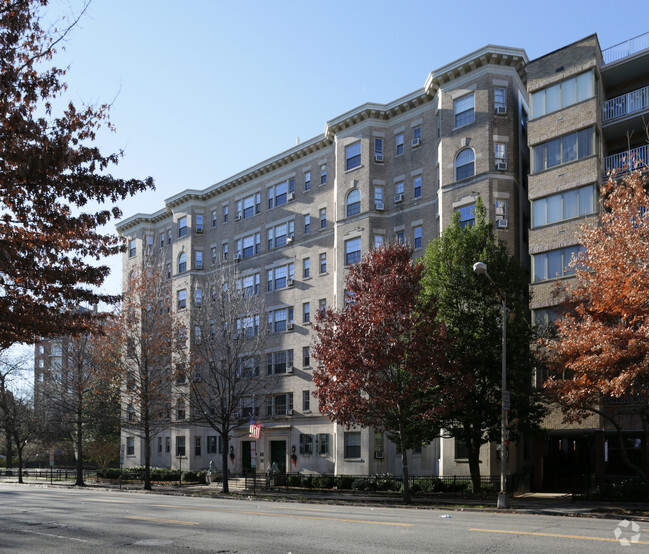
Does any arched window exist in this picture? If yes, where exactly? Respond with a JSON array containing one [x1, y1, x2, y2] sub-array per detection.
[[178, 251, 187, 273], [346, 189, 361, 217], [455, 149, 475, 181]]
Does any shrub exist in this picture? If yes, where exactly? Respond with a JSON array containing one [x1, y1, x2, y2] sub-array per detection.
[[287, 474, 302, 487], [335, 476, 355, 490], [315, 475, 335, 489]]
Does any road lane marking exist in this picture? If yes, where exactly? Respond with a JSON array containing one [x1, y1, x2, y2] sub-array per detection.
[[470, 528, 649, 545], [127, 516, 199, 526], [86, 499, 131, 504], [154, 504, 413, 527], [19, 529, 90, 543]]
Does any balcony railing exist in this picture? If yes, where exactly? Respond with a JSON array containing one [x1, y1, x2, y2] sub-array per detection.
[[604, 144, 649, 175], [602, 31, 649, 64], [603, 84, 649, 122]]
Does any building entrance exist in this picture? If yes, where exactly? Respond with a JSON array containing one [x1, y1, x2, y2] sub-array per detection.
[[270, 440, 286, 473]]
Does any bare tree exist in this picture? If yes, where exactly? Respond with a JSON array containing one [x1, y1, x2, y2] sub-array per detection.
[[117, 260, 175, 490], [0, 349, 30, 469], [187, 262, 268, 493]]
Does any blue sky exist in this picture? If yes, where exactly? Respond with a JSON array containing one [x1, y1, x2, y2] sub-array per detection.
[[47, 0, 649, 296]]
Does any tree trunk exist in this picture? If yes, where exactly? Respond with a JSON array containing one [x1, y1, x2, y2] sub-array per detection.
[[75, 407, 84, 486], [221, 430, 229, 493], [401, 447, 411, 503], [4, 428, 12, 469], [466, 432, 482, 493], [143, 423, 152, 490], [16, 441, 23, 484]]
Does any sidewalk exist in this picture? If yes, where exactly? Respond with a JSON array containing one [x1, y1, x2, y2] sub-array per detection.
[[3, 477, 649, 520]]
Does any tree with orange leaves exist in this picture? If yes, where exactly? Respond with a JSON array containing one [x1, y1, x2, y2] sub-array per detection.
[[312, 243, 464, 502], [0, 1, 153, 348], [544, 169, 649, 483]]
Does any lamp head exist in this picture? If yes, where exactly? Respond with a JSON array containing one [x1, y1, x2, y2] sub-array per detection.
[[473, 261, 487, 275]]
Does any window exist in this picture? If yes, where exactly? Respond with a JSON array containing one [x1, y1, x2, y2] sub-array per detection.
[[211, 246, 217, 265], [533, 308, 559, 328], [240, 396, 259, 417], [165, 437, 170, 453], [268, 181, 288, 209], [303, 346, 310, 367], [532, 184, 596, 227], [195, 251, 203, 270], [127, 437, 135, 456], [346, 189, 361, 217], [454, 93, 475, 127], [267, 221, 294, 249], [533, 245, 586, 282], [223, 205, 228, 222], [413, 175, 422, 198], [455, 149, 475, 181], [374, 234, 384, 248], [304, 171, 311, 191], [532, 128, 594, 173], [236, 233, 261, 259], [267, 393, 293, 416], [267, 263, 294, 291], [318, 434, 330, 455], [302, 391, 311, 412], [396, 133, 404, 155], [146, 235, 154, 254], [177, 400, 186, 420], [304, 214, 310, 234], [531, 70, 594, 118], [267, 350, 293, 375], [158, 437, 163, 454], [320, 165, 327, 185], [414, 225, 422, 249], [435, 111, 441, 139], [345, 141, 361, 170], [300, 433, 313, 454], [303, 257, 310, 278], [374, 138, 383, 159], [166, 263, 171, 280], [344, 431, 361, 458], [195, 215, 203, 233], [178, 216, 187, 238], [238, 273, 261, 297], [160, 232, 165, 248], [267, 307, 294, 333], [195, 437, 202, 456], [236, 193, 261, 220], [207, 436, 221, 454], [320, 208, 326, 228], [455, 437, 468, 459], [167, 229, 172, 245], [345, 237, 361, 265], [236, 315, 259, 339], [318, 298, 326, 314], [396, 230, 405, 244], [395, 181, 404, 199], [222, 243, 228, 261], [457, 204, 475, 229], [319, 253, 326, 273], [127, 404, 135, 422], [303, 302, 310, 323], [195, 287, 203, 307], [495, 142, 506, 162], [212, 209, 217, 227], [128, 239, 136, 258], [178, 252, 187, 273], [494, 87, 506, 113], [176, 436, 186, 457], [374, 432, 384, 459], [413, 125, 421, 144], [177, 289, 187, 309]]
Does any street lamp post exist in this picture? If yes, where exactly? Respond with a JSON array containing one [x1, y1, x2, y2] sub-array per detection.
[[473, 261, 509, 509]]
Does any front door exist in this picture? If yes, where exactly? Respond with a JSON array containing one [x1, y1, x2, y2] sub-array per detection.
[[270, 440, 286, 474]]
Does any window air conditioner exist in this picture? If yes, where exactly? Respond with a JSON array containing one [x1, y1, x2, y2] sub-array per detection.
[[374, 451, 384, 459], [195, 228, 203, 234], [287, 278, 295, 287], [234, 254, 242, 262], [495, 162, 507, 171], [288, 192, 295, 202], [411, 137, 421, 148], [287, 366, 294, 373], [287, 323, 294, 331], [496, 218, 508, 229], [496, 106, 507, 115], [394, 193, 404, 204], [287, 409, 293, 416], [375, 200, 384, 211], [235, 215, 242, 222], [286, 236, 294, 245], [374, 153, 384, 163]]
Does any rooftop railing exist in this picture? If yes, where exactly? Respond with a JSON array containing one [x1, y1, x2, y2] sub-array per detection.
[[602, 84, 649, 121], [604, 144, 649, 175], [602, 31, 649, 64]]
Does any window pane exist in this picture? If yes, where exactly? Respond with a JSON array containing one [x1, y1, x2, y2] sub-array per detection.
[[561, 77, 577, 108], [546, 138, 561, 168], [534, 253, 546, 282], [533, 144, 547, 172], [579, 185, 594, 216], [531, 90, 545, 118], [533, 198, 547, 227], [578, 127, 593, 158], [545, 83, 561, 113], [562, 133, 577, 163], [576, 70, 594, 102], [548, 195, 562, 223], [563, 189, 578, 219], [547, 250, 563, 279]]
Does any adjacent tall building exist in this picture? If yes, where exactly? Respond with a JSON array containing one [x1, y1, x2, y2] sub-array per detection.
[[117, 31, 649, 488]]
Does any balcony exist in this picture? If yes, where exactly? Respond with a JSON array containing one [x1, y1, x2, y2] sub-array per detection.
[[602, 84, 649, 122], [602, 31, 649, 64], [603, 144, 649, 175]]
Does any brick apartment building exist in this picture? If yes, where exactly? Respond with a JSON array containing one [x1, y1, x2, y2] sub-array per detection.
[[116, 31, 649, 489]]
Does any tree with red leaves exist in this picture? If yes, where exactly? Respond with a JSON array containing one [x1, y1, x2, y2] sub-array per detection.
[[544, 169, 649, 483], [312, 243, 464, 502], [0, 0, 153, 348]]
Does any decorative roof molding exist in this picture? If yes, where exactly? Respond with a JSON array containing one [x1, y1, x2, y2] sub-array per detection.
[[116, 207, 170, 233], [425, 45, 528, 95]]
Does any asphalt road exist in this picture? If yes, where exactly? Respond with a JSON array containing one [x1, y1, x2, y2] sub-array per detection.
[[1, 484, 646, 552]]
